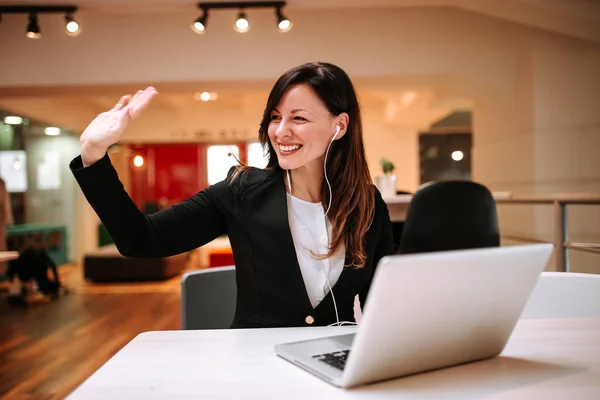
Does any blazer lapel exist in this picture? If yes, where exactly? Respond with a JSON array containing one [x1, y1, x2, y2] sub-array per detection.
[[267, 171, 314, 314], [254, 169, 369, 317]]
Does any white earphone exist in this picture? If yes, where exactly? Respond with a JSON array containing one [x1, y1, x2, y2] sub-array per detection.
[[285, 122, 355, 328], [287, 124, 341, 195], [333, 125, 340, 140]]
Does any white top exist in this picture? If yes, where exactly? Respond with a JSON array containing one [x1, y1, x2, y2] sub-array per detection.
[[66, 318, 600, 399], [286, 193, 345, 308]]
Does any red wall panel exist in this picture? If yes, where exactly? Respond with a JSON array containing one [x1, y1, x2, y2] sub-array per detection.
[[129, 144, 206, 210], [129, 142, 248, 212], [153, 144, 203, 205]]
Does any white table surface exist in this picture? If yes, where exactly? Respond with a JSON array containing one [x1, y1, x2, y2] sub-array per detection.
[[382, 195, 412, 222], [67, 318, 600, 399]]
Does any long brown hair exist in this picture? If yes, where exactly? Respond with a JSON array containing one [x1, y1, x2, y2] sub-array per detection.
[[237, 62, 374, 268]]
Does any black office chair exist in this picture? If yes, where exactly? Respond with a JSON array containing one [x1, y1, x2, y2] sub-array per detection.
[[398, 181, 500, 254], [181, 266, 237, 330]]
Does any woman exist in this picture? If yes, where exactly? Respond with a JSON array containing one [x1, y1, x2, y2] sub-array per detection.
[[71, 62, 394, 328]]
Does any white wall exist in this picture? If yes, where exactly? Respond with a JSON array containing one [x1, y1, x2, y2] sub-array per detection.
[[472, 31, 600, 273], [362, 119, 419, 191], [530, 35, 600, 273]]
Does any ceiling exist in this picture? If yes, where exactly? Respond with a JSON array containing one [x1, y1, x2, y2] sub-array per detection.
[[0, 0, 595, 139], [2, 0, 599, 13], [3, 0, 599, 22], [2, 0, 597, 48]]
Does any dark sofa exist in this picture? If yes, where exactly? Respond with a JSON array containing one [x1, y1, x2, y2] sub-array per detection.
[[84, 244, 188, 282]]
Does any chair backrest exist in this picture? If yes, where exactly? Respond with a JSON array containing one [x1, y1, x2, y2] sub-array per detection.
[[398, 180, 500, 254], [521, 272, 600, 319], [181, 266, 237, 330]]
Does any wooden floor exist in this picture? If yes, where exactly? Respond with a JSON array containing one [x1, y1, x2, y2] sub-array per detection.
[[0, 264, 183, 400]]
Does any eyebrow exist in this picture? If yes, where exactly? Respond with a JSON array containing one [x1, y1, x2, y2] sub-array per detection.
[[273, 108, 315, 116]]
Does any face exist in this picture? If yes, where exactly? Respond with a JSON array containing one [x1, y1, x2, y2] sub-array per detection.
[[268, 84, 339, 172]]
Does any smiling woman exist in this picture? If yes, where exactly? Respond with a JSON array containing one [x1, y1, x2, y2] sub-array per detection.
[[240, 62, 377, 270], [70, 61, 394, 329]]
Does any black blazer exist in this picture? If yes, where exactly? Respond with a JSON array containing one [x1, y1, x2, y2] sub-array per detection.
[[70, 153, 395, 328]]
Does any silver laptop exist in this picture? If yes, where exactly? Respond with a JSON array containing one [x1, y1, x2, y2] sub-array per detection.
[[275, 243, 553, 388]]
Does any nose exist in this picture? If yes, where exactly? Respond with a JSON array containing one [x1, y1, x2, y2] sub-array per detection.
[[274, 119, 291, 139]]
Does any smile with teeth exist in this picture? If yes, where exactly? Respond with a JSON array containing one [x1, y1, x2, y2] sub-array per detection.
[[279, 143, 302, 154]]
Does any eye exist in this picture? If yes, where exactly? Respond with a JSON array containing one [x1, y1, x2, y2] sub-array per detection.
[[293, 116, 308, 122], [270, 114, 281, 121]]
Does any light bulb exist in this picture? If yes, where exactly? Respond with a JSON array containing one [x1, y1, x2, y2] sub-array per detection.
[[451, 150, 464, 161], [133, 155, 144, 167], [44, 127, 61, 136], [234, 12, 250, 33], [278, 19, 291, 31]]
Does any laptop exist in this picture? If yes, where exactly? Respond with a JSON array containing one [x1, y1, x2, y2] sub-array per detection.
[[274, 243, 553, 388]]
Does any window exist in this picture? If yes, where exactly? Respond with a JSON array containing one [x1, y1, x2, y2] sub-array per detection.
[[0, 150, 28, 192], [247, 142, 269, 169], [206, 145, 240, 185]]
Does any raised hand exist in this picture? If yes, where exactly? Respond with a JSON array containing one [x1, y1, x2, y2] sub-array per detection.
[[80, 86, 158, 166]]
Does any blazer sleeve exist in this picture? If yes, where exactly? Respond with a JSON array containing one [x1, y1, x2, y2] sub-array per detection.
[[359, 188, 395, 308], [70, 153, 229, 258]]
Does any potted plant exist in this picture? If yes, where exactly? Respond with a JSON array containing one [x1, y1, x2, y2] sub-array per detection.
[[376, 158, 397, 197]]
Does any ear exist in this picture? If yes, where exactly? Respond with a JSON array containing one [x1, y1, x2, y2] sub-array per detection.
[[333, 113, 349, 140]]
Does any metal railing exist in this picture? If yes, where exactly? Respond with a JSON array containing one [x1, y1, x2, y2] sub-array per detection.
[[495, 195, 600, 272]]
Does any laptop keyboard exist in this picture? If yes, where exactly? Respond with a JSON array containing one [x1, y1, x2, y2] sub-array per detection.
[[312, 350, 350, 371]]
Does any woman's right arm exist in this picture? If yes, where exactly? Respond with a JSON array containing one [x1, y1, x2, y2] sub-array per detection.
[[73, 87, 227, 258], [71, 153, 228, 259]]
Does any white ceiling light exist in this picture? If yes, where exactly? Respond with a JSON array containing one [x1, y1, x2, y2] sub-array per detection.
[[191, 7, 208, 34], [276, 6, 292, 32], [193, 2, 291, 34], [234, 11, 250, 33], [194, 92, 218, 102], [451, 150, 464, 161], [44, 127, 61, 136], [401, 91, 418, 107], [65, 13, 81, 36], [0, 5, 80, 39], [4, 116, 23, 125], [133, 155, 144, 168], [26, 12, 41, 39]]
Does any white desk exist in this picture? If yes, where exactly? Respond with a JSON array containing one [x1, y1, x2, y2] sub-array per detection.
[[383, 195, 412, 222], [67, 318, 600, 399]]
